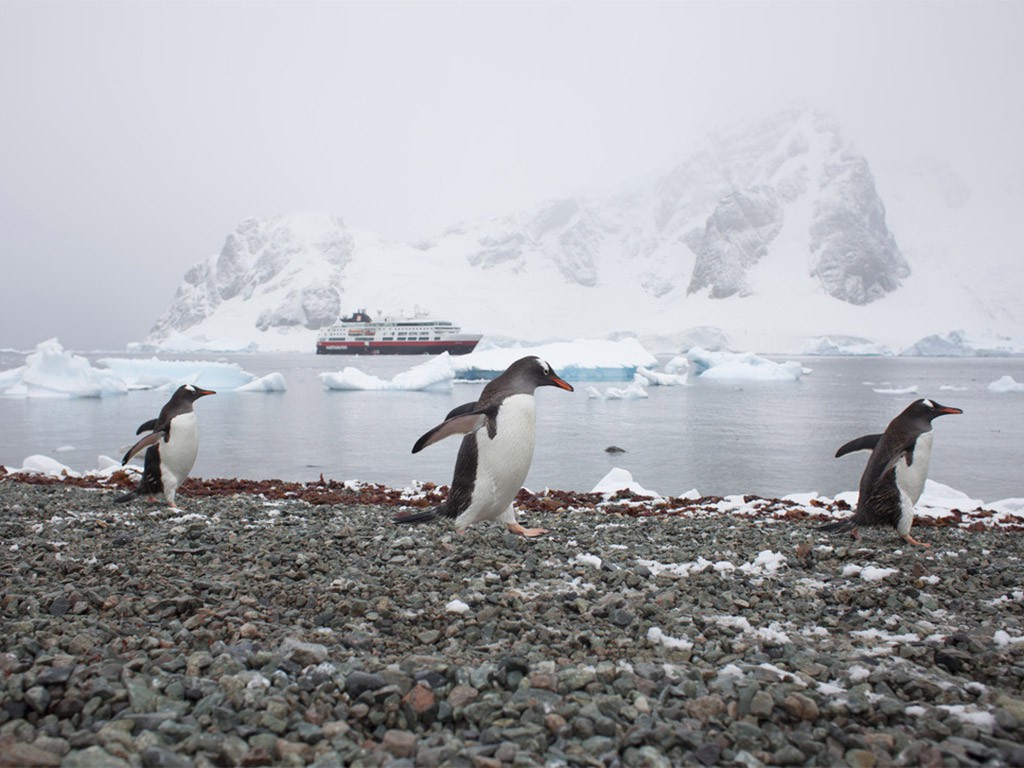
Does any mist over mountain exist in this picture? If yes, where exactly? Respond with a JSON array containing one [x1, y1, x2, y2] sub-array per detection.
[[144, 109, 1021, 355]]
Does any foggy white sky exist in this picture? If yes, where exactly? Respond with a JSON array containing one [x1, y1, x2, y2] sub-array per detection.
[[1, 0, 1021, 350]]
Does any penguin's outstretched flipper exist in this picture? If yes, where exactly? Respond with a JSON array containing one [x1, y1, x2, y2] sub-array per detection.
[[122, 430, 165, 465], [412, 410, 489, 454], [835, 433, 882, 458]]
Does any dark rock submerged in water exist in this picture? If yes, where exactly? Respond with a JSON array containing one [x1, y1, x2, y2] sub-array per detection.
[[2, 478, 1024, 766]]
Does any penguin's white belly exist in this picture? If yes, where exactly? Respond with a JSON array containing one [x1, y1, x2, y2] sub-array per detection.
[[894, 431, 932, 506], [455, 394, 536, 529], [160, 413, 199, 494]]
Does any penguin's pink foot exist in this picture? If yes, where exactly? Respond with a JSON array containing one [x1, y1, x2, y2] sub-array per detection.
[[506, 522, 548, 538], [902, 533, 930, 548]]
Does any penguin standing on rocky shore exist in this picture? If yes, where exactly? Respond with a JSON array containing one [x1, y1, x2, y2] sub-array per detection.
[[393, 356, 573, 537], [821, 398, 962, 547], [117, 384, 216, 509]]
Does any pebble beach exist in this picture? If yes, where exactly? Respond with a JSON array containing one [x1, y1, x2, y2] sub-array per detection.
[[2, 474, 1024, 767]]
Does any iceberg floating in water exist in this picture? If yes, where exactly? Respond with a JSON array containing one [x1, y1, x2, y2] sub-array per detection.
[[988, 375, 1024, 393], [686, 347, 804, 382], [321, 353, 455, 391], [237, 372, 288, 392], [0, 341, 284, 396], [454, 338, 657, 381], [97, 356, 269, 391], [901, 330, 1024, 357], [636, 367, 687, 386], [1, 339, 127, 398], [801, 336, 892, 356]]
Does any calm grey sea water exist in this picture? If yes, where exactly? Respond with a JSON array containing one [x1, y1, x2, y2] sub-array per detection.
[[1, 351, 1022, 501]]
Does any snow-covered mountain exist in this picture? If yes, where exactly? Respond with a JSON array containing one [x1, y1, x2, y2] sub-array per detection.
[[143, 109, 1022, 354]]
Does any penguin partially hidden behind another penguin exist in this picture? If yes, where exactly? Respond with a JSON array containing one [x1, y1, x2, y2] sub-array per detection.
[[821, 398, 962, 547], [117, 384, 216, 509], [393, 356, 573, 537]]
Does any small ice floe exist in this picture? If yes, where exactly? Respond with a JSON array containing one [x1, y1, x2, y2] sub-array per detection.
[[585, 380, 649, 400], [591, 468, 660, 498], [635, 367, 686, 386], [872, 385, 918, 395], [237, 372, 287, 392], [2, 339, 127, 398], [321, 354, 454, 391], [988, 375, 1024, 393], [686, 347, 803, 382]]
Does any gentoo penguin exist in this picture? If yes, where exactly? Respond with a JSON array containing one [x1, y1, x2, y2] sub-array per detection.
[[393, 356, 573, 537], [116, 384, 216, 509], [821, 398, 962, 547]]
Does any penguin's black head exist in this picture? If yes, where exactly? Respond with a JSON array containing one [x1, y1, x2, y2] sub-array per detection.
[[906, 398, 962, 422], [506, 356, 574, 393], [530, 357, 574, 392], [175, 384, 217, 401]]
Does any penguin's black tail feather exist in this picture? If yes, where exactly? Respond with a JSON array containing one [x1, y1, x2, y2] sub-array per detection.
[[114, 489, 139, 504], [392, 507, 444, 526], [818, 517, 857, 534]]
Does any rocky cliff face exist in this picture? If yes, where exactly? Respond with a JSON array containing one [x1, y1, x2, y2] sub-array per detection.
[[149, 214, 353, 340], [146, 110, 910, 347], [809, 150, 908, 304]]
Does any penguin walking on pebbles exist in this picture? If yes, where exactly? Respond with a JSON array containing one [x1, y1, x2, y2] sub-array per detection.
[[117, 384, 216, 509], [821, 398, 962, 547], [394, 356, 573, 537]]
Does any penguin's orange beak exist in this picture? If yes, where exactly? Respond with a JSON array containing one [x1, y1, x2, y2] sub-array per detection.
[[937, 406, 962, 415], [195, 388, 216, 397], [548, 375, 573, 392]]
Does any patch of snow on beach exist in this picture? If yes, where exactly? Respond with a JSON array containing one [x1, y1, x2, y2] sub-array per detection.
[[591, 468, 660, 498], [573, 553, 603, 569], [740, 550, 787, 576], [445, 599, 471, 614], [842, 564, 899, 581], [647, 627, 694, 651]]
